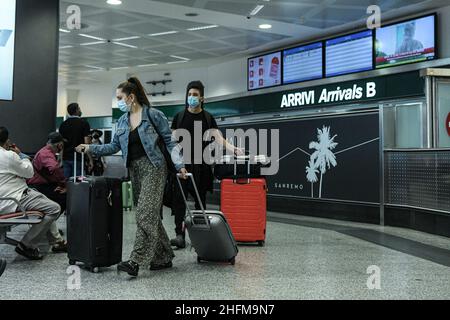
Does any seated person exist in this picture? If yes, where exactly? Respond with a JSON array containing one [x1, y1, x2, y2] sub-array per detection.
[[27, 132, 68, 253], [0, 127, 66, 260], [28, 132, 68, 214]]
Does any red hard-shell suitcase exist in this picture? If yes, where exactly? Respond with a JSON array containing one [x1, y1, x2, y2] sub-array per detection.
[[220, 178, 267, 246]]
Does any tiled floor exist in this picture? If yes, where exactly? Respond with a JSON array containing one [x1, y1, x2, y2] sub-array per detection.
[[1, 207, 450, 300]]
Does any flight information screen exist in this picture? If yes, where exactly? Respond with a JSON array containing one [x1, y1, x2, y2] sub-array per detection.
[[283, 42, 323, 84], [376, 15, 436, 69], [0, 0, 16, 101], [248, 51, 282, 91], [326, 30, 373, 77]]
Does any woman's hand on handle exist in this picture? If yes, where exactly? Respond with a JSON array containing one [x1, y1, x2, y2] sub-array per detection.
[[75, 144, 90, 154]]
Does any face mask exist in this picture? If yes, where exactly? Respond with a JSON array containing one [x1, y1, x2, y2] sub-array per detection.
[[118, 99, 131, 113], [187, 96, 200, 109]]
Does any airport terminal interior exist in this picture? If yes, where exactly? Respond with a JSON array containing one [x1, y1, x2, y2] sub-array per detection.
[[1, 0, 450, 301]]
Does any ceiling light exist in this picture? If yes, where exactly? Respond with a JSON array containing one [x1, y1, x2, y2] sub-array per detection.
[[112, 36, 141, 41], [149, 31, 178, 37], [84, 65, 104, 70], [80, 41, 107, 46], [111, 66, 129, 70], [170, 55, 190, 61], [112, 42, 138, 49], [60, 45, 73, 49], [138, 64, 158, 67], [59, 28, 70, 33], [167, 61, 188, 65], [259, 24, 272, 29], [187, 25, 219, 31], [106, 0, 122, 5], [79, 34, 106, 41], [250, 5, 264, 16], [147, 50, 162, 54]]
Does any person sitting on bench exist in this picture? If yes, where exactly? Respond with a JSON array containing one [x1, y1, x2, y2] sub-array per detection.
[[27, 132, 68, 213], [0, 127, 66, 260], [27, 132, 68, 253]]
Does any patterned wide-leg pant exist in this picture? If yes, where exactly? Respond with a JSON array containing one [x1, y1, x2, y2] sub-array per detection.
[[129, 156, 175, 267]]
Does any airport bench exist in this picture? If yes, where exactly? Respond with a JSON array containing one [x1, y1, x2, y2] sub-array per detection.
[[0, 197, 44, 247]]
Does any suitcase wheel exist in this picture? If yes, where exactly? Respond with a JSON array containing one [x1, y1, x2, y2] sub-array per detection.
[[69, 260, 76, 266], [258, 241, 265, 247], [229, 257, 236, 266], [88, 266, 99, 273]]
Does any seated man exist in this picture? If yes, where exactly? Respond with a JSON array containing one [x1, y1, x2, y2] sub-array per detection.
[[28, 132, 68, 214], [0, 127, 65, 260], [27, 132, 68, 253]]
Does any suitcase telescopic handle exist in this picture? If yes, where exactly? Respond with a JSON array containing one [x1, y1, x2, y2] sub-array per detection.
[[73, 151, 86, 183], [176, 173, 210, 228]]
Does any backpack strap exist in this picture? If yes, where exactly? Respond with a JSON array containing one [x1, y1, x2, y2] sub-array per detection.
[[203, 110, 213, 130], [176, 110, 186, 130]]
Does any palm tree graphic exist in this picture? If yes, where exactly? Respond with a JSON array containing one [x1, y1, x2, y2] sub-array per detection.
[[306, 159, 319, 197], [308, 126, 338, 198]]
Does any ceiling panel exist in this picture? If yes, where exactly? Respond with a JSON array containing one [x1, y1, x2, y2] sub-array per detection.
[[191, 27, 244, 38], [59, 0, 447, 84], [203, 1, 256, 15], [121, 22, 175, 36]]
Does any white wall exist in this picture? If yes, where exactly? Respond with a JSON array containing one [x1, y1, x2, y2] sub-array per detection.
[[129, 57, 247, 105], [57, 57, 247, 115], [57, 81, 117, 118]]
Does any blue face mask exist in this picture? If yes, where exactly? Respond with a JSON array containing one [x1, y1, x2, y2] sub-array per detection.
[[118, 99, 131, 113], [187, 96, 200, 109]]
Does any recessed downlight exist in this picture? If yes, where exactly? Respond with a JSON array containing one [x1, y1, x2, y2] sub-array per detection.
[[259, 24, 272, 29], [107, 0, 122, 5]]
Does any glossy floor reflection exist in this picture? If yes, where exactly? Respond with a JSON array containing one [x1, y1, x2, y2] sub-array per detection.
[[1, 207, 450, 300]]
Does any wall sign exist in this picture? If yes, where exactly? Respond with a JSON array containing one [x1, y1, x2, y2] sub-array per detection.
[[280, 82, 377, 108], [218, 112, 380, 204], [113, 71, 424, 122]]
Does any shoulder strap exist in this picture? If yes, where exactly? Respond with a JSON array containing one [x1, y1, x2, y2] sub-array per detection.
[[203, 110, 213, 129], [146, 107, 162, 139], [176, 109, 186, 130]]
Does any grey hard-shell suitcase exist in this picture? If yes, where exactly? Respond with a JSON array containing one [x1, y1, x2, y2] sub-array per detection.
[[176, 173, 238, 265]]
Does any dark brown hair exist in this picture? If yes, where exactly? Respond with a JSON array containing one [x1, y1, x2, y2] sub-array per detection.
[[117, 77, 150, 107]]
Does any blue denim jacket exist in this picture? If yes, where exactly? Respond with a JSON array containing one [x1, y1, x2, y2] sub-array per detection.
[[89, 106, 184, 171]]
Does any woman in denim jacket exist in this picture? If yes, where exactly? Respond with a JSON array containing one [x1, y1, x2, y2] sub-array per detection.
[[76, 77, 188, 277]]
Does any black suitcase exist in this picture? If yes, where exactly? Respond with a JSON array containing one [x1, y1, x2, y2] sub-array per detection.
[[66, 153, 123, 272]]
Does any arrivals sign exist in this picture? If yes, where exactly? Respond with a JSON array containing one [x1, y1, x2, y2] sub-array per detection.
[[150, 71, 424, 120], [281, 82, 377, 108]]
